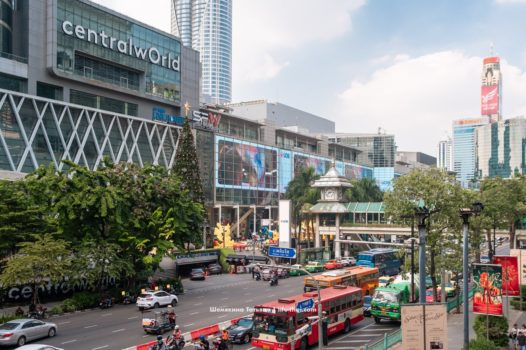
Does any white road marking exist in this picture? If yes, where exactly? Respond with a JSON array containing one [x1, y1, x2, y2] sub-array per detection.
[[101, 313, 112, 317], [112, 328, 125, 333], [361, 327, 395, 331], [184, 323, 195, 327], [193, 303, 203, 306], [190, 312, 199, 315], [268, 294, 276, 297], [217, 315, 227, 318], [143, 335, 149, 338], [247, 347, 256, 350], [246, 299, 253, 302], [221, 297, 229, 300], [84, 325, 98, 329], [61, 339, 78, 344], [127, 316, 139, 320], [58, 321, 70, 325], [92, 346, 109, 350]]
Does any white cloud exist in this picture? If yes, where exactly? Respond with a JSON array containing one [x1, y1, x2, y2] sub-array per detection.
[[336, 51, 526, 155], [233, 0, 366, 85], [495, 0, 526, 4]]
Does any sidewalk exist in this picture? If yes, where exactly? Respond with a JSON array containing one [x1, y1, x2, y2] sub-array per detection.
[[0, 300, 63, 317]]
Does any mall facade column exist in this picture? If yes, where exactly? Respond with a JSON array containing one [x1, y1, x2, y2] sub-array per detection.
[[310, 161, 352, 259]]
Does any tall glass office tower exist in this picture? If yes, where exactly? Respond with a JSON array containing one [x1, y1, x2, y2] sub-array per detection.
[[171, 0, 232, 105], [453, 118, 489, 188]]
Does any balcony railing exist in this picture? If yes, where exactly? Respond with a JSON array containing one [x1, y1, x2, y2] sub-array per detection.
[[0, 51, 28, 64]]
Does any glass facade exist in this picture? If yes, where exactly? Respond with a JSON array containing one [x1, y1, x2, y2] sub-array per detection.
[[453, 118, 488, 188], [37, 82, 63, 100], [70, 89, 138, 117], [328, 134, 395, 168], [0, 72, 26, 93], [56, 0, 181, 103], [0, 89, 180, 173], [476, 117, 526, 179], [0, 0, 12, 55]]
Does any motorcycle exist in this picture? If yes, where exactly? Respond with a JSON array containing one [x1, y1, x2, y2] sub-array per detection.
[[165, 335, 185, 350], [99, 297, 113, 309], [269, 276, 278, 287], [255, 272, 261, 281], [121, 293, 136, 304], [28, 307, 47, 320]]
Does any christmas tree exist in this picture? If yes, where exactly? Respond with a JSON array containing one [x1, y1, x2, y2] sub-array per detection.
[[172, 115, 205, 205]]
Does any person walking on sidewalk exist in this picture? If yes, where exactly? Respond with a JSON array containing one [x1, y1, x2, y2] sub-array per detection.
[[517, 331, 526, 350], [510, 324, 519, 349]]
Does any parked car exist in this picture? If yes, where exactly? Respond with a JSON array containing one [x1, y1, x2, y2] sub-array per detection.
[[305, 261, 324, 273], [340, 257, 356, 266], [15, 345, 64, 350], [363, 295, 372, 317], [425, 288, 441, 303], [207, 263, 223, 275], [444, 282, 457, 298], [324, 260, 343, 270], [288, 264, 307, 276], [190, 268, 206, 280], [378, 276, 395, 288], [0, 319, 57, 347], [261, 268, 287, 280], [136, 290, 178, 310], [227, 316, 254, 344]]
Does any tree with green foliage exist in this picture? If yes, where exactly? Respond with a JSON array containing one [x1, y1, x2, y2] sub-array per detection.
[[473, 315, 509, 347], [384, 168, 468, 298], [345, 177, 383, 202], [0, 234, 71, 304], [285, 167, 320, 246], [468, 337, 498, 350]]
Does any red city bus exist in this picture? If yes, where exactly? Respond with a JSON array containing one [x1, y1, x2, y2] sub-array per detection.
[[251, 285, 364, 350]]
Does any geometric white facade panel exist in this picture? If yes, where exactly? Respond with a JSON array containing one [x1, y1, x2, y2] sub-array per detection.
[[0, 89, 181, 173]]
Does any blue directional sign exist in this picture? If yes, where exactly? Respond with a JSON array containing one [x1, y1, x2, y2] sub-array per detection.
[[296, 298, 315, 312], [268, 246, 296, 259]]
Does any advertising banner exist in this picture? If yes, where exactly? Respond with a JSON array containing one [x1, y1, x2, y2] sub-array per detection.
[[493, 256, 520, 296], [402, 304, 448, 350], [481, 85, 499, 115], [278, 200, 291, 248], [278, 150, 293, 193], [293, 153, 329, 176], [510, 249, 526, 286], [473, 264, 503, 316]]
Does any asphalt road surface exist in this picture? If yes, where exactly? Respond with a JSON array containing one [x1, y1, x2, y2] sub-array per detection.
[[7, 272, 400, 350]]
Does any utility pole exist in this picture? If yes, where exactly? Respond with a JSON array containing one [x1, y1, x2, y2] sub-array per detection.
[[415, 205, 430, 304]]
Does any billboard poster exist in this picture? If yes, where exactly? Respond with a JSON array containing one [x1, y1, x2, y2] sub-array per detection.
[[481, 85, 499, 115], [472, 264, 503, 316], [402, 304, 448, 350], [278, 200, 291, 248], [493, 256, 519, 296], [215, 136, 278, 191], [278, 150, 293, 193], [510, 249, 526, 286], [293, 153, 329, 176]]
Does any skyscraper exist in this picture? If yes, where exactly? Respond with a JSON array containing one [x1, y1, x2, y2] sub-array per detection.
[[171, 0, 232, 105], [437, 137, 453, 172], [453, 118, 489, 188], [481, 56, 502, 123]]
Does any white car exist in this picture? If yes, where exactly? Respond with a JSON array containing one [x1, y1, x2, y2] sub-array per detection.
[[136, 290, 178, 310], [340, 257, 356, 266], [16, 345, 64, 350]]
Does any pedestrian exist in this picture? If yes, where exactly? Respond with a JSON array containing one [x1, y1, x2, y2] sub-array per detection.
[[518, 331, 526, 350], [510, 323, 519, 349]]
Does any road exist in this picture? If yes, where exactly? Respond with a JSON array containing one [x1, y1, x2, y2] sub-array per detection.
[[10, 271, 399, 350]]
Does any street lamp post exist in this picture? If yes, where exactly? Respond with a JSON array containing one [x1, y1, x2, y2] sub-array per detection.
[[402, 215, 416, 303], [251, 205, 257, 264], [256, 263, 324, 350], [459, 202, 484, 350], [414, 205, 430, 304]]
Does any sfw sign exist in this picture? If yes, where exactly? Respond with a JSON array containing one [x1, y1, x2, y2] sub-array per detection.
[[152, 108, 221, 130], [61, 20, 180, 72]]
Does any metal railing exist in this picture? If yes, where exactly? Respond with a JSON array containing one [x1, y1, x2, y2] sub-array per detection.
[[446, 288, 475, 312], [0, 51, 28, 63], [364, 329, 402, 350]]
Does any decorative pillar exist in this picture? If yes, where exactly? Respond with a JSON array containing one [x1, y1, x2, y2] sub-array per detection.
[[344, 241, 350, 257], [315, 214, 321, 248], [334, 214, 341, 259]]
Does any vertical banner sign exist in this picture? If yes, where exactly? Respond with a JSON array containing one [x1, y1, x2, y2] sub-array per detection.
[[279, 200, 291, 248], [473, 264, 503, 316], [493, 256, 520, 296], [481, 85, 499, 115], [510, 249, 526, 286], [402, 304, 448, 350]]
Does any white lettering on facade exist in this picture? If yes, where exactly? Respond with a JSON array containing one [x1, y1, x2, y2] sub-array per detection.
[[61, 20, 180, 72]]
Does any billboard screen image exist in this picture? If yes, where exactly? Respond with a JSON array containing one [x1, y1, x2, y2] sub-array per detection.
[[216, 136, 278, 191], [481, 85, 499, 115], [293, 153, 329, 176], [473, 264, 503, 316], [493, 256, 520, 296]]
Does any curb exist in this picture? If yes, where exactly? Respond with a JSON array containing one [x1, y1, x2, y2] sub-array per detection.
[[131, 314, 250, 350]]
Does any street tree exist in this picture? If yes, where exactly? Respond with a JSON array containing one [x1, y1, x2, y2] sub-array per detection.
[[345, 177, 383, 202], [0, 234, 71, 304]]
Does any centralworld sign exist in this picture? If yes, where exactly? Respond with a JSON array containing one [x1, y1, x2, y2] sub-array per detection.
[[61, 20, 180, 72]]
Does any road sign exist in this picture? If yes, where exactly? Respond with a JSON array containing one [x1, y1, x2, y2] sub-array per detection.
[[268, 246, 296, 259], [296, 298, 315, 312]]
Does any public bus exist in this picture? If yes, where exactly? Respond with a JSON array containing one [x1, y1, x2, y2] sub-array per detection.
[[251, 285, 364, 350], [356, 248, 401, 276], [303, 266, 379, 296]]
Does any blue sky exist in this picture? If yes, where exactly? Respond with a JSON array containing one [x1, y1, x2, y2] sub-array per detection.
[[94, 0, 526, 155]]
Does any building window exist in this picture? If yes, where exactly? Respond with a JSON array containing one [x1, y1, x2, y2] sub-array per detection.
[[37, 82, 63, 100], [74, 54, 140, 91], [0, 72, 26, 93], [70, 89, 138, 117]]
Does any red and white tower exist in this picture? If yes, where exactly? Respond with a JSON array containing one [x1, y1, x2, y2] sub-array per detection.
[[481, 56, 502, 123]]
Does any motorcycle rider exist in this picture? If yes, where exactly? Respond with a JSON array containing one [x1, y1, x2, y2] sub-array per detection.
[[150, 335, 167, 350], [218, 329, 230, 350], [199, 335, 210, 350], [166, 325, 184, 349], [167, 306, 176, 328], [270, 270, 278, 286]]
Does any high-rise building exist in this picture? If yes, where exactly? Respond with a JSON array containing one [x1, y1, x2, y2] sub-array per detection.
[[453, 118, 489, 188], [171, 0, 232, 105], [476, 116, 526, 179], [481, 56, 502, 123], [437, 137, 453, 171]]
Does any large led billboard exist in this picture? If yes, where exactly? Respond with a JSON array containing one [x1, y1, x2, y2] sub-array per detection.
[[481, 85, 499, 115], [293, 153, 330, 176], [215, 136, 278, 191]]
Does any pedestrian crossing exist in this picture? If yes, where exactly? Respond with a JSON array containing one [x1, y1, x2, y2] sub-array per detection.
[[326, 321, 400, 350]]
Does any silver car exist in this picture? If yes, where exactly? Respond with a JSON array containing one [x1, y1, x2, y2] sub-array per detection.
[[0, 319, 57, 347]]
